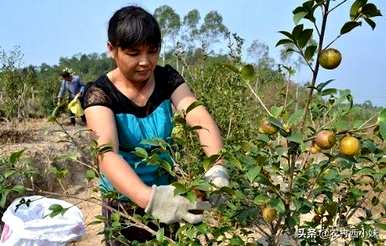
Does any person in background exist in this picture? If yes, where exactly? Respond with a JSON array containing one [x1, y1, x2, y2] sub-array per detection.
[[57, 68, 85, 125], [82, 5, 229, 244]]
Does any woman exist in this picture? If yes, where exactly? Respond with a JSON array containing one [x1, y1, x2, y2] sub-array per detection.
[[82, 5, 229, 244]]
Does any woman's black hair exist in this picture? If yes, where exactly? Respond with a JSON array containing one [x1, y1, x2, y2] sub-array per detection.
[[108, 6, 161, 50]]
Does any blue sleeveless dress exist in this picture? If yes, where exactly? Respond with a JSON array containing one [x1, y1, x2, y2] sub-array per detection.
[[82, 65, 185, 200]]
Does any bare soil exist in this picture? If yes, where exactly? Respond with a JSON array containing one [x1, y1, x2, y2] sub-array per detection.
[[0, 118, 103, 245]]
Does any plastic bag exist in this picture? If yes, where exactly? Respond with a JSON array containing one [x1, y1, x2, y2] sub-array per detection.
[[1, 196, 85, 246], [68, 98, 84, 117]]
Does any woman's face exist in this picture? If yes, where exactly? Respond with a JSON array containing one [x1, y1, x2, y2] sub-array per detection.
[[109, 43, 159, 83]]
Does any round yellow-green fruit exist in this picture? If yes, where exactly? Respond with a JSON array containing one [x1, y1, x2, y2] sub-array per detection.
[[310, 143, 321, 154], [258, 119, 278, 135], [339, 136, 360, 156], [171, 125, 184, 139], [319, 48, 342, 70], [315, 130, 336, 150], [262, 207, 277, 223]]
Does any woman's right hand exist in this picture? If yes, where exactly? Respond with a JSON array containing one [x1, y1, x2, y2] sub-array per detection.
[[145, 185, 211, 224]]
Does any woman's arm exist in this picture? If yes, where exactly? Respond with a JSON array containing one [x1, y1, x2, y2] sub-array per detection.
[[84, 106, 152, 208], [171, 83, 223, 162]]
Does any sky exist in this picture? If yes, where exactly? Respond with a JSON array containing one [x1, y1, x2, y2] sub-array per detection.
[[0, 0, 385, 106]]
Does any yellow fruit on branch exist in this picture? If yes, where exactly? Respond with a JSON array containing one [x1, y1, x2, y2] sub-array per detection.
[[262, 207, 277, 223], [315, 130, 336, 150], [310, 143, 321, 154], [171, 124, 184, 139], [339, 136, 360, 156], [319, 48, 342, 70], [259, 119, 278, 135]]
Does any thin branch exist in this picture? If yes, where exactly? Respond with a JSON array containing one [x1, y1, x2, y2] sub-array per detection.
[[246, 82, 273, 117], [301, 0, 331, 130], [226, 115, 233, 139], [324, 34, 342, 50], [328, 0, 349, 14], [313, 21, 321, 38], [294, 49, 315, 73], [254, 222, 271, 238]]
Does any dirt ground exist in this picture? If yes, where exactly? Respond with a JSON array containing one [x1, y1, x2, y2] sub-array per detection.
[[0, 118, 384, 245], [0, 118, 103, 245]]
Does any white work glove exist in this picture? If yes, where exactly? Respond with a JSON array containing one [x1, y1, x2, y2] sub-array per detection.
[[204, 164, 230, 188], [204, 164, 230, 206], [145, 185, 211, 224]]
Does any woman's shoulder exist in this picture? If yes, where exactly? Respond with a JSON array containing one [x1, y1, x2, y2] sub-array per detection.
[[155, 64, 183, 80], [154, 64, 185, 97], [82, 75, 113, 109]]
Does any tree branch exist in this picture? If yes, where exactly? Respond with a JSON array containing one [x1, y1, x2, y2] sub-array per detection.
[[301, 0, 331, 130], [328, 0, 349, 14], [324, 34, 342, 49], [246, 82, 273, 117]]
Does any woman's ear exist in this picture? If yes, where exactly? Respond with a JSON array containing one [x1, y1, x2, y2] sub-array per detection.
[[107, 42, 115, 59]]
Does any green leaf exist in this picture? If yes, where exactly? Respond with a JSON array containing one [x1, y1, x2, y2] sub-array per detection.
[[349, 188, 363, 201], [305, 45, 317, 61], [378, 109, 386, 123], [9, 149, 25, 164], [131, 147, 148, 159], [269, 198, 285, 214], [379, 122, 386, 140], [240, 64, 255, 82], [350, 0, 368, 20], [288, 109, 304, 127], [245, 166, 261, 183], [230, 236, 244, 245], [255, 174, 270, 185], [297, 198, 312, 214], [378, 109, 386, 140], [285, 48, 296, 54], [0, 190, 10, 208], [85, 170, 96, 181], [271, 106, 284, 118], [48, 204, 65, 218], [11, 185, 25, 193], [293, 11, 308, 24], [278, 31, 293, 40], [275, 39, 293, 47], [303, 1, 315, 11], [254, 194, 269, 206], [186, 101, 204, 114], [341, 21, 362, 35], [4, 170, 16, 179], [354, 167, 374, 176], [172, 182, 187, 196], [375, 222, 386, 231], [293, 6, 306, 15], [159, 160, 174, 176], [287, 131, 303, 144], [156, 228, 165, 242], [361, 3, 382, 17], [185, 191, 196, 203], [364, 17, 376, 30], [292, 24, 304, 41], [297, 29, 313, 48], [223, 63, 240, 74], [316, 79, 334, 92], [202, 154, 220, 171], [320, 88, 337, 96]]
